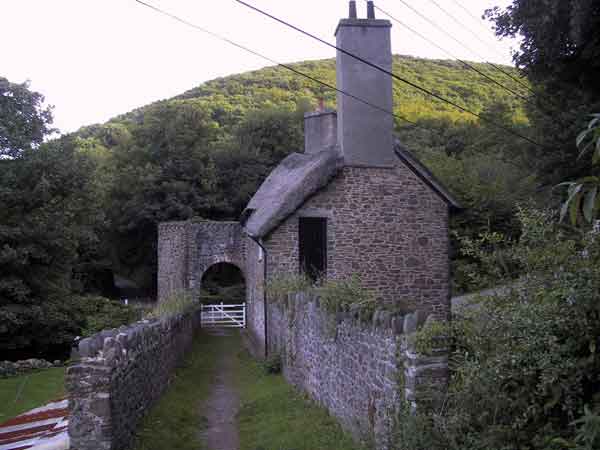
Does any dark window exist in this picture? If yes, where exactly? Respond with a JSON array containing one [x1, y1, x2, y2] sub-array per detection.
[[299, 217, 327, 282]]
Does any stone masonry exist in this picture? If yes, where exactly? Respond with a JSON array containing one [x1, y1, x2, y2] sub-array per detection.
[[243, 164, 451, 360], [260, 165, 450, 319], [158, 221, 249, 301], [66, 310, 199, 450], [268, 292, 449, 450]]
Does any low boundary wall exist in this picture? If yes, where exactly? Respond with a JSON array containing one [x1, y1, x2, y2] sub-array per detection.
[[267, 293, 449, 450], [66, 310, 199, 450]]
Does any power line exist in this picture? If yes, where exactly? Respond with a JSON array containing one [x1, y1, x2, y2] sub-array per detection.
[[393, 0, 561, 116], [133, 0, 417, 129], [395, 0, 531, 95], [234, 0, 546, 149], [132, 0, 501, 159], [423, 0, 534, 94], [372, 2, 531, 103], [427, 0, 509, 63], [376, 2, 560, 121], [448, 0, 504, 43], [441, 0, 565, 116]]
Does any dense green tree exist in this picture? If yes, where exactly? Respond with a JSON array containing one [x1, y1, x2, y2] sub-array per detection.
[[486, 0, 600, 93], [0, 78, 54, 158], [0, 77, 128, 358], [212, 105, 306, 218], [101, 101, 222, 291], [0, 143, 103, 356], [70, 102, 308, 293], [486, 0, 600, 183]]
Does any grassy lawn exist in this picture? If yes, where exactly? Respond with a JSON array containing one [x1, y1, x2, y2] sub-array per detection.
[[130, 332, 224, 450], [0, 367, 66, 423], [236, 343, 366, 450]]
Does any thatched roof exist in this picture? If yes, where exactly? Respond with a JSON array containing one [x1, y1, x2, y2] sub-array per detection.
[[241, 149, 343, 238]]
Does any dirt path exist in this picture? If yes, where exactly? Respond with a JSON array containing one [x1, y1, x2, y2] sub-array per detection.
[[200, 331, 240, 450]]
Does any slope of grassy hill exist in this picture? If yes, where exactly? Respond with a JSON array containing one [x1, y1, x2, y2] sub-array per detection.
[[176, 56, 527, 125]]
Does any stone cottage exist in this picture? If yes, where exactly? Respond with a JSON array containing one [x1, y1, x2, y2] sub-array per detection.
[[240, 1, 459, 355], [156, 2, 461, 446], [67, 4, 462, 449], [158, 0, 459, 358]]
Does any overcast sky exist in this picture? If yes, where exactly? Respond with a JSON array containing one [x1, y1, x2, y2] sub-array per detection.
[[2, 0, 517, 134]]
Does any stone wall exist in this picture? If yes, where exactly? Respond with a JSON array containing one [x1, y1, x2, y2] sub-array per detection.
[[157, 222, 188, 301], [267, 292, 449, 450], [66, 311, 199, 450], [188, 221, 247, 293], [263, 165, 450, 320]]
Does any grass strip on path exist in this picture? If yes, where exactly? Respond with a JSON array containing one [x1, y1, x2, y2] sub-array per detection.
[[129, 330, 365, 450], [236, 344, 366, 450], [131, 332, 228, 450], [0, 367, 66, 423]]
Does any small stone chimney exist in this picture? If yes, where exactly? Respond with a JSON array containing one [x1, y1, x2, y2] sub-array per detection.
[[335, 1, 395, 166], [304, 104, 338, 154]]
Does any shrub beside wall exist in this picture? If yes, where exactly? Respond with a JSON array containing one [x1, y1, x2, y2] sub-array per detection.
[[66, 307, 200, 450], [267, 292, 449, 450]]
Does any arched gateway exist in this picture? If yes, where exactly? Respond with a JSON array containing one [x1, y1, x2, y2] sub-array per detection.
[[200, 262, 245, 304], [157, 221, 249, 301]]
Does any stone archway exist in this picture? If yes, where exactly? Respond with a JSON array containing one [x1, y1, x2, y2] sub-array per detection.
[[199, 262, 246, 305], [157, 221, 249, 302]]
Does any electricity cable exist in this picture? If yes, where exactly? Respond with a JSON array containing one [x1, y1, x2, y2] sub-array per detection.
[[233, 0, 547, 149], [372, 2, 531, 103], [396, 0, 531, 95], [448, 0, 508, 44], [392, 0, 534, 103], [375, 1, 560, 120], [423, 0, 533, 93], [427, 0, 512, 63]]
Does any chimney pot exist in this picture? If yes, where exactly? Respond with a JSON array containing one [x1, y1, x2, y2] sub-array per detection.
[[349, 1, 357, 19], [367, 1, 375, 19]]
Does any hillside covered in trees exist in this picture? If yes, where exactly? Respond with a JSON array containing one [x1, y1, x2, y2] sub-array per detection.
[[175, 56, 529, 123], [0, 47, 588, 360], [66, 55, 537, 295]]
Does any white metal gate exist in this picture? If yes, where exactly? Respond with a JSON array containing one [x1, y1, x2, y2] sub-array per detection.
[[200, 303, 246, 328]]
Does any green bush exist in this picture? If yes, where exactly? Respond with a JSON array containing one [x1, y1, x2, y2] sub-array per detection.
[[146, 290, 198, 319], [266, 273, 313, 304], [75, 296, 141, 337], [413, 320, 451, 355], [267, 274, 377, 316], [572, 406, 600, 450], [393, 404, 450, 450], [315, 275, 376, 316]]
